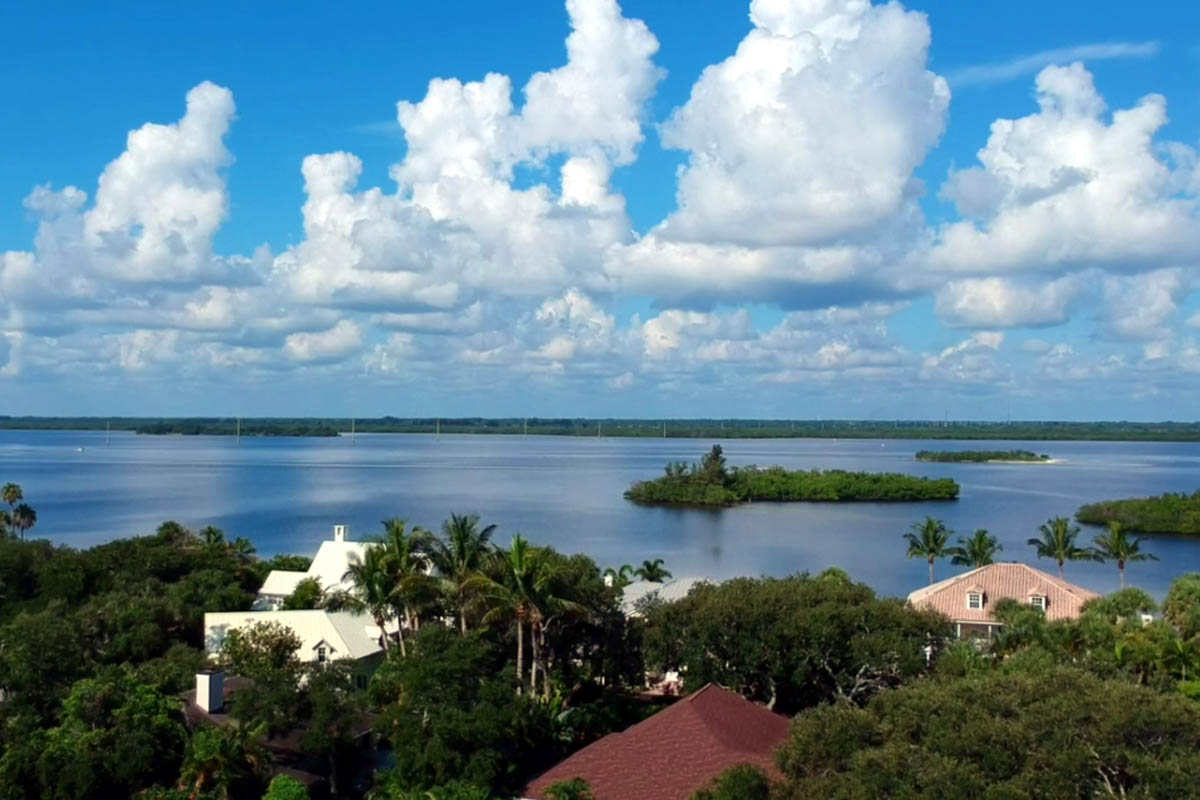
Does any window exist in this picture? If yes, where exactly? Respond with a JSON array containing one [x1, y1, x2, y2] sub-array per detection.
[[967, 592, 983, 609], [317, 645, 327, 663], [1029, 596, 1046, 611], [355, 674, 368, 691]]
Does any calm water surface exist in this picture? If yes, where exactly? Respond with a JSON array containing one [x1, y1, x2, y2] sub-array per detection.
[[3, 430, 1199, 599]]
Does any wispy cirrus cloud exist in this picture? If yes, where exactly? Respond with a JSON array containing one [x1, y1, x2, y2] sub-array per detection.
[[947, 40, 1159, 88]]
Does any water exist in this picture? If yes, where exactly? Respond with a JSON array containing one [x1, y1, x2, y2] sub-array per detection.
[[3, 430, 1199, 600]]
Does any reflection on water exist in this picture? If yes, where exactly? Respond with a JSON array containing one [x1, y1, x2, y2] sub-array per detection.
[[4, 430, 1200, 599]]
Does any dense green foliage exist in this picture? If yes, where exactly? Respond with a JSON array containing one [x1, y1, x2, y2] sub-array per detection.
[[7, 415, 1200, 440], [641, 571, 949, 713], [691, 765, 771, 800], [626, 445, 958, 506], [915, 448, 1050, 462], [1078, 489, 1200, 534], [775, 665, 1200, 798]]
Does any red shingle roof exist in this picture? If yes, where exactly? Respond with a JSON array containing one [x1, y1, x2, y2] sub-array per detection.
[[522, 684, 789, 800]]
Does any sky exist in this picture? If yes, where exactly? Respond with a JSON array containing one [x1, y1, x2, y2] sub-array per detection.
[[2, 0, 1200, 420]]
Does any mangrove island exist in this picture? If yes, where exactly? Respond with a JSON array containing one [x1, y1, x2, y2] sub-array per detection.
[[624, 445, 960, 507], [1077, 489, 1200, 534], [916, 449, 1052, 463]]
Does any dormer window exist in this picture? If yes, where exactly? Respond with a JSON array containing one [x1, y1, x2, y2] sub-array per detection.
[[1029, 595, 1046, 611], [967, 592, 983, 609], [317, 645, 327, 663]]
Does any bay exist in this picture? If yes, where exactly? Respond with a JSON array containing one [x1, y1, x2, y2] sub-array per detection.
[[2, 429, 1199, 599]]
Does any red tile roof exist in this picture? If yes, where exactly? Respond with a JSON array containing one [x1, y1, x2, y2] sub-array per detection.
[[907, 562, 1100, 623], [522, 684, 789, 800]]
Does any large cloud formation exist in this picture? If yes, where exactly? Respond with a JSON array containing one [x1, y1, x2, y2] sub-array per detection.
[[2, 0, 1199, 413]]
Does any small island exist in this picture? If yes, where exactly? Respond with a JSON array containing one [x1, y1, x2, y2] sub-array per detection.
[[624, 445, 959, 507], [916, 449, 1052, 463], [1077, 490, 1200, 534]]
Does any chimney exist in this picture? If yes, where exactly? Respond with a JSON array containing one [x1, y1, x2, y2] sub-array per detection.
[[334, 524, 348, 542], [196, 670, 225, 713]]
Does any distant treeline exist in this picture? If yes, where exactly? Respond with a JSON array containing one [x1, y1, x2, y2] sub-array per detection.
[[1077, 490, 1200, 535], [3, 416, 1200, 441], [625, 445, 959, 507], [916, 449, 1050, 463]]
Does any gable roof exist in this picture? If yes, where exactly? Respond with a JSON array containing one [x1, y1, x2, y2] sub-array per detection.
[[522, 684, 789, 800], [256, 538, 370, 605], [907, 562, 1100, 623], [204, 609, 388, 661]]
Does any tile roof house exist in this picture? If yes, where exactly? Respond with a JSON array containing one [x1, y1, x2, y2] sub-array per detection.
[[521, 684, 789, 800], [254, 524, 369, 610], [907, 562, 1101, 639]]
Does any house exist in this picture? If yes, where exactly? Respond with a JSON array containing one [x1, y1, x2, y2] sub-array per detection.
[[521, 683, 789, 800], [203, 609, 392, 689], [254, 524, 369, 610], [620, 577, 711, 617], [907, 562, 1101, 639]]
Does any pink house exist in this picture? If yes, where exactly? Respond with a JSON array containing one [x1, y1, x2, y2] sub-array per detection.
[[907, 562, 1100, 639]]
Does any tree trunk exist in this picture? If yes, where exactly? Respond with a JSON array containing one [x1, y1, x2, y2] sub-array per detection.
[[397, 623, 407, 658], [516, 620, 525, 695], [377, 615, 390, 653], [541, 630, 552, 701], [460, 600, 467, 635], [1119, 561, 1126, 589], [1058, 560, 1064, 579], [928, 558, 934, 585], [530, 631, 540, 698]]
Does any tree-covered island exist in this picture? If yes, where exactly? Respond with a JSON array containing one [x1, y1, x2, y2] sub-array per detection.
[[1077, 490, 1200, 535], [916, 449, 1052, 463], [624, 445, 959, 506]]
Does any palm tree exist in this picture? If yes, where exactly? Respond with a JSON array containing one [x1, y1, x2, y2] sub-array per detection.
[[1092, 521, 1158, 588], [178, 725, 265, 800], [331, 545, 402, 655], [947, 529, 1002, 568], [2, 482, 22, 512], [10, 503, 35, 542], [472, 534, 540, 693], [376, 518, 438, 632], [428, 513, 497, 634], [634, 558, 672, 583], [1028, 516, 1101, 579], [2, 483, 23, 541], [904, 516, 951, 584], [603, 564, 634, 588]]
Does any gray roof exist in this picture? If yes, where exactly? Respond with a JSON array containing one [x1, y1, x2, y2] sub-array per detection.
[[621, 577, 713, 615]]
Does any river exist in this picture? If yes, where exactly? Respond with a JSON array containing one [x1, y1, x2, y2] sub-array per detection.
[[3, 429, 1199, 599]]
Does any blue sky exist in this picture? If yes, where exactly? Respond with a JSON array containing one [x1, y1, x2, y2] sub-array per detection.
[[2, 0, 1200, 419]]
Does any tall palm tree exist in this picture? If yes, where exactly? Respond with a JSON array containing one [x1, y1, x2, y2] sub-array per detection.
[[904, 516, 951, 585], [1, 482, 22, 512], [947, 529, 1002, 568], [376, 518, 438, 632], [1028, 516, 1101, 579], [1092, 521, 1158, 588], [472, 534, 540, 693], [331, 545, 402, 655], [428, 513, 497, 634], [633, 558, 672, 583], [10, 503, 35, 542]]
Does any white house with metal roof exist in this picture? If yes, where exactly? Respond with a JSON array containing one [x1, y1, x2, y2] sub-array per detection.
[[203, 608, 390, 688], [254, 524, 369, 610]]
